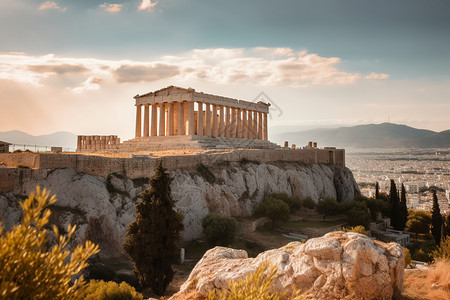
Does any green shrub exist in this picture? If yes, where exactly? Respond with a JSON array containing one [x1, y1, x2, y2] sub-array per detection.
[[316, 197, 341, 221], [272, 193, 300, 212], [0, 186, 99, 300], [301, 197, 316, 209], [79, 280, 143, 300], [202, 213, 238, 246], [412, 248, 432, 262], [432, 236, 450, 261], [257, 197, 290, 229]]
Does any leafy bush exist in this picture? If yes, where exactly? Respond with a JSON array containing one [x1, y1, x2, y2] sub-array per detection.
[[0, 186, 99, 300], [79, 280, 143, 300], [407, 210, 432, 238], [338, 225, 370, 236], [412, 249, 432, 263], [404, 248, 412, 266], [207, 262, 302, 300], [345, 203, 371, 228], [257, 197, 290, 229], [301, 197, 316, 209], [432, 236, 450, 261], [272, 193, 300, 212], [202, 214, 238, 247], [316, 197, 341, 221]]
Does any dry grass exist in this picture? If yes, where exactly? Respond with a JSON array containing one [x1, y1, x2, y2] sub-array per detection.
[[402, 260, 450, 300]]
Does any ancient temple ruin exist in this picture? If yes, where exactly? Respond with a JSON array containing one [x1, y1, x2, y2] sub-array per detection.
[[78, 86, 279, 151]]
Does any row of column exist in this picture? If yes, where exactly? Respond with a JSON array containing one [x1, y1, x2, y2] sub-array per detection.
[[77, 135, 120, 151], [135, 102, 268, 140]]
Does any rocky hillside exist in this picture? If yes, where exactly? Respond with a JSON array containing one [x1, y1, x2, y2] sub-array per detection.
[[0, 161, 359, 258]]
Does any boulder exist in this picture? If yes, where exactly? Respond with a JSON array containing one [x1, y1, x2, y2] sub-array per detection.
[[171, 232, 404, 300]]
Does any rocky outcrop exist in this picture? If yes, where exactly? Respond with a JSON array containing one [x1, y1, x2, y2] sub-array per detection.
[[0, 162, 359, 257], [171, 232, 404, 300]]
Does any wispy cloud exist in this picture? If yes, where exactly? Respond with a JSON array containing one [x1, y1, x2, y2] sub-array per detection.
[[0, 48, 373, 93], [365, 72, 389, 80], [99, 3, 123, 13], [39, 1, 66, 12], [138, 0, 158, 12]]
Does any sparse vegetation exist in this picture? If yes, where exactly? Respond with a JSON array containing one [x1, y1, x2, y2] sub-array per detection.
[[272, 193, 300, 212], [432, 236, 450, 261], [202, 214, 237, 247], [206, 262, 303, 300], [338, 225, 370, 236], [0, 186, 99, 300], [79, 280, 143, 300]]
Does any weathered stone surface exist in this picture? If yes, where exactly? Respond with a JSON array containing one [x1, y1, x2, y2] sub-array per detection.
[[0, 163, 359, 257], [171, 232, 404, 300]]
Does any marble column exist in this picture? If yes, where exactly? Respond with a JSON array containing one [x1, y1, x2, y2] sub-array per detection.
[[197, 102, 204, 136], [225, 106, 230, 137], [151, 104, 158, 136], [253, 111, 258, 139], [247, 110, 253, 139], [230, 108, 236, 138], [187, 101, 195, 135], [144, 104, 150, 137], [168, 103, 174, 136], [178, 102, 184, 135], [220, 105, 225, 137], [241, 109, 247, 139], [263, 112, 268, 141], [205, 103, 211, 136], [236, 108, 242, 138], [258, 111, 263, 140], [159, 103, 165, 136], [135, 104, 142, 138], [212, 104, 218, 137]]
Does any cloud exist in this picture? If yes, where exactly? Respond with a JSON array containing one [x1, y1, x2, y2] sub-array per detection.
[[28, 64, 88, 74], [365, 72, 389, 80], [0, 48, 378, 91], [113, 64, 180, 83], [39, 1, 66, 12], [99, 3, 123, 13], [138, 0, 158, 12]]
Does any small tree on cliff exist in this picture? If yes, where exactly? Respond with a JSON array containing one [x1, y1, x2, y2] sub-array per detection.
[[123, 163, 184, 296], [431, 190, 442, 246], [375, 181, 379, 199]]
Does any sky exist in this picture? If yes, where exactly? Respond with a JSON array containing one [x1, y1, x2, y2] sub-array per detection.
[[0, 0, 449, 141]]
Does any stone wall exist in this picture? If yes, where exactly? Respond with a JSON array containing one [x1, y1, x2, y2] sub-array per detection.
[[0, 148, 345, 194]]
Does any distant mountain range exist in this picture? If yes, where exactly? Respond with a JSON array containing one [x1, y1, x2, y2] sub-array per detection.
[[0, 130, 77, 150], [272, 123, 450, 149]]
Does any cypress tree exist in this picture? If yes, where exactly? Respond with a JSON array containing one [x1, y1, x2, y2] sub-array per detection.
[[399, 183, 408, 231], [390, 179, 400, 230], [123, 163, 184, 296], [431, 190, 442, 246], [375, 182, 379, 199]]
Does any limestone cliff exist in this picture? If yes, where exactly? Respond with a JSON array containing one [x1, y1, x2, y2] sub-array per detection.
[[0, 162, 359, 258]]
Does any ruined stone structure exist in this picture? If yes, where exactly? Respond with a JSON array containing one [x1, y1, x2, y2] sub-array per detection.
[[134, 86, 270, 140]]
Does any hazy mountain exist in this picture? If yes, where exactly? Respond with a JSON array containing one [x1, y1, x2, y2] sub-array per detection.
[[0, 130, 77, 150], [272, 123, 450, 149]]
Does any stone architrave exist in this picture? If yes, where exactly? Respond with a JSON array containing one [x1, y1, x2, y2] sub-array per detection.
[[151, 104, 158, 137], [197, 102, 204, 136], [144, 104, 150, 137], [211, 104, 218, 137], [135, 104, 142, 138], [205, 103, 211, 137]]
